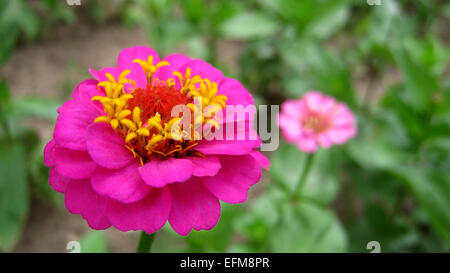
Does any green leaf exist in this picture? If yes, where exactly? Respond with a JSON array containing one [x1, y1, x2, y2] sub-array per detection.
[[390, 45, 438, 112], [273, 0, 350, 38], [272, 0, 317, 29], [234, 191, 280, 246], [367, 0, 401, 45], [145, 18, 195, 56], [0, 142, 29, 252], [280, 41, 356, 108], [302, 149, 340, 205], [185, 37, 208, 60], [179, 0, 207, 25], [209, 0, 241, 28], [270, 202, 347, 252], [346, 112, 409, 169], [7, 97, 61, 122], [347, 112, 450, 245], [347, 134, 405, 170], [87, 0, 106, 24], [220, 12, 280, 40], [0, 0, 39, 40], [0, 79, 10, 105], [302, 0, 350, 40], [79, 231, 107, 253], [0, 25, 19, 66], [270, 142, 307, 191], [404, 35, 450, 77], [280, 73, 309, 98], [393, 168, 450, 245]]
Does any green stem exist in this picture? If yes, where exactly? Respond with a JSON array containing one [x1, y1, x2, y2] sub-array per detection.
[[293, 153, 315, 200], [0, 115, 12, 143], [136, 232, 156, 253]]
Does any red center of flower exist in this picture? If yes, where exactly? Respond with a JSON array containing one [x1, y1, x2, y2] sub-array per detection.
[[121, 83, 200, 163], [128, 84, 191, 122]]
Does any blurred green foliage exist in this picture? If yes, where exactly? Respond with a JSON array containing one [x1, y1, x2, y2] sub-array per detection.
[[0, 79, 61, 251], [78, 231, 108, 253], [0, 0, 449, 252]]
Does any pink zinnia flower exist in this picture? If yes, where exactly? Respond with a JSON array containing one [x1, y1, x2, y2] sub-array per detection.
[[278, 91, 357, 153], [44, 46, 269, 236]]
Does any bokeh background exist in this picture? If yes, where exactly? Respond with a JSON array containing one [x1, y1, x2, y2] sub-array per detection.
[[0, 0, 449, 253]]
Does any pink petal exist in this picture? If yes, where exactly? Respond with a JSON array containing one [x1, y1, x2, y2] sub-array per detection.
[[86, 123, 134, 169], [297, 137, 318, 153], [65, 179, 111, 230], [89, 65, 146, 91], [179, 59, 224, 86], [201, 155, 262, 204], [44, 139, 57, 167], [54, 146, 97, 179], [123, 63, 148, 90], [278, 113, 302, 143], [138, 158, 193, 188], [218, 77, 254, 106], [304, 91, 328, 113], [331, 104, 356, 128], [250, 150, 270, 170], [108, 187, 171, 234], [153, 54, 191, 85], [54, 102, 101, 151], [49, 168, 71, 193], [319, 96, 337, 115], [281, 99, 305, 119], [91, 162, 151, 204], [117, 46, 160, 70], [72, 79, 101, 104], [195, 138, 261, 156], [57, 99, 76, 114], [327, 127, 357, 144], [169, 179, 221, 236], [195, 114, 261, 155], [89, 67, 121, 82], [188, 156, 221, 177], [317, 134, 332, 148]]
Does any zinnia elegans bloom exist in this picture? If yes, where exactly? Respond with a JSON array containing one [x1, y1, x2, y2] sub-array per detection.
[[278, 91, 357, 153], [44, 46, 269, 236]]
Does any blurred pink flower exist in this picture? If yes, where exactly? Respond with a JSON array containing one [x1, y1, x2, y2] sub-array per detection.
[[44, 46, 269, 236], [278, 91, 357, 153]]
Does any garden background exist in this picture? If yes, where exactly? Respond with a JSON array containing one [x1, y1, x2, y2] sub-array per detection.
[[0, 0, 449, 252]]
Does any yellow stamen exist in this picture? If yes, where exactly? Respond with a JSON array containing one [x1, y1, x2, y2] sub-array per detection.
[[132, 107, 141, 124], [133, 56, 170, 81], [136, 128, 150, 136], [125, 132, 137, 143], [147, 113, 163, 132], [147, 134, 163, 148], [117, 109, 132, 120], [110, 119, 119, 129], [120, 119, 137, 131], [94, 116, 110, 123]]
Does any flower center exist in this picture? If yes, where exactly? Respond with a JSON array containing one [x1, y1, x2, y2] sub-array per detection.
[[91, 56, 228, 165], [302, 113, 329, 133], [128, 83, 191, 123]]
